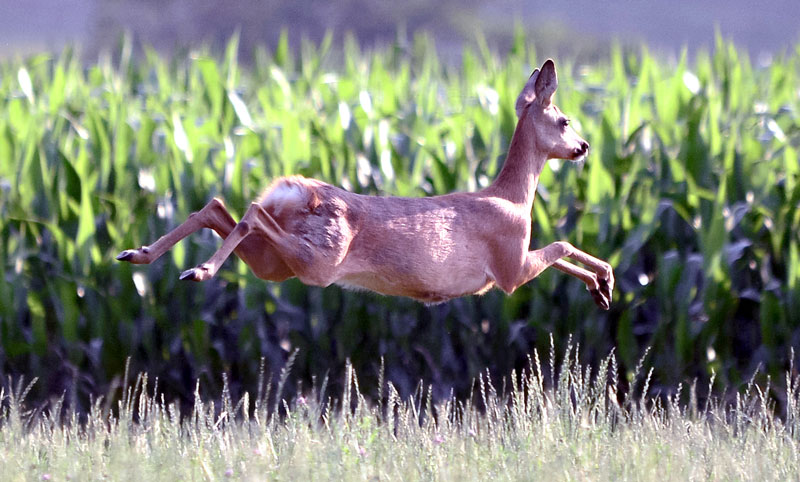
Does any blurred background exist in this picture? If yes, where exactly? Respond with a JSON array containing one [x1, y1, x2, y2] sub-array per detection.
[[3, 0, 800, 60], [2, 0, 800, 412]]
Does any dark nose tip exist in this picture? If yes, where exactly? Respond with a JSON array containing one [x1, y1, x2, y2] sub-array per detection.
[[574, 141, 589, 156]]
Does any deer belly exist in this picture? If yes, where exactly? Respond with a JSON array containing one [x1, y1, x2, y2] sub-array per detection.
[[336, 267, 494, 303]]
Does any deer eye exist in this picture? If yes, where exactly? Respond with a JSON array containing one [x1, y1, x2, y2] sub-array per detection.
[[560, 118, 570, 128]]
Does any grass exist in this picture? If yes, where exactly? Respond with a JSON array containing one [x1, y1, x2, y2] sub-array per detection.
[[1, 345, 799, 481]]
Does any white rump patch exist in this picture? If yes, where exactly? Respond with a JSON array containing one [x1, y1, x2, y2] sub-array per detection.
[[261, 181, 308, 216], [266, 182, 304, 204]]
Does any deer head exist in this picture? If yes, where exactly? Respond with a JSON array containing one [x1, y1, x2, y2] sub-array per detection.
[[515, 59, 589, 162]]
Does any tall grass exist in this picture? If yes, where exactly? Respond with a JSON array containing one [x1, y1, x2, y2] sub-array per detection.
[[1, 346, 799, 480], [1, 31, 799, 405]]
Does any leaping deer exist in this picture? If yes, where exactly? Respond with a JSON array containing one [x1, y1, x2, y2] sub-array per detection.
[[117, 59, 614, 309]]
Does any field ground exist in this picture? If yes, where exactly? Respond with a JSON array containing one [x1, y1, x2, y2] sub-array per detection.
[[2, 351, 799, 481]]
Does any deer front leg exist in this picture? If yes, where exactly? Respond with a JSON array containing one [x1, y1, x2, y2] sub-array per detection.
[[551, 259, 612, 310], [560, 243, 615, 305], [116, 198, 237, 264], [510, 241, 614, 310]]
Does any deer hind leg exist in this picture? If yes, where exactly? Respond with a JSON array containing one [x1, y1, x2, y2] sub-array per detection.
[[509, 241, 614, 310], [116, 198, 236, 264], [179, 202, 329, 285]]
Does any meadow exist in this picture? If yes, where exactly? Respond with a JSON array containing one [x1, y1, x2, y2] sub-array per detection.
[[1, 29, 800, 477], [2, 347, 799, 480]]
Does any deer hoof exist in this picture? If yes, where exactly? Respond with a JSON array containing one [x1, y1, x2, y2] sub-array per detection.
[[179, 264, 212, 282], [598, 278, 613, 303], [598, 266, 615, 292], [116, 250, 134, 261], [116, 249, 143, 263], [179, 268, 200, 281], [589, 288, 610, 311]]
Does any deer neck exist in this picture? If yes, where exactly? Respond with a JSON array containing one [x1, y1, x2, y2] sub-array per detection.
[[486, 119, 547, 207]]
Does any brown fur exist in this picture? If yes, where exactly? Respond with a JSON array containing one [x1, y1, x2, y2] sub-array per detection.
[[117, 59, 615, 309]]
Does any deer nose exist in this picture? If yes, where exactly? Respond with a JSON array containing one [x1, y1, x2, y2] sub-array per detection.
[[574, 141, 589, 156]]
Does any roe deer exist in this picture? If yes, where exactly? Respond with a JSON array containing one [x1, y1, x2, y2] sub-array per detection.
[[117, 59, 614, 309]]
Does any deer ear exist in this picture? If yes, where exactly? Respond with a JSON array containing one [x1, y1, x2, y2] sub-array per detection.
[[515, 69, 539, 118], [534, 59, 558, 106]]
